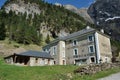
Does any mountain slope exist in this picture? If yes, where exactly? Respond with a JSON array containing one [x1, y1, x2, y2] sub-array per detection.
[[78, 8, 93, 24], [4, 0, 41, 18], [0, 0, 90, 45], [64, 4, 78, 13], [88, 0, 120, 41], [63, 4, 93, 23]]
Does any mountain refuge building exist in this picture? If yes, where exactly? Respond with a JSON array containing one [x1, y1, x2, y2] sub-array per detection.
[[43, 26, 112, 65]]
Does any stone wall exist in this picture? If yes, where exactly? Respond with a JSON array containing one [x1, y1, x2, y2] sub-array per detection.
[[97, 32, 112, 63], [74, 62, 120, 75]]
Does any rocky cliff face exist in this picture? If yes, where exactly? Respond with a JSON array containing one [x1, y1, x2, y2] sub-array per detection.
[[4, 0, 41, 18], [63, 4, 93, 23], [78, 8, 93, 23], [88, 0, 120, 40], [64, 4, 79, 13]]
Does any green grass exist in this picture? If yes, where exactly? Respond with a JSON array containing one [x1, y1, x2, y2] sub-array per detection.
[[0, 65, 77, 80], [0, 58, 120, 80], [0, 58, 78, 80]]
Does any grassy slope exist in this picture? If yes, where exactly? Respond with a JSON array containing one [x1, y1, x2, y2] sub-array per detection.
[[0, 58, 120, 80], [0, 39, 42, 51], [0, 58, 78, 80], [0, 65, 78, 80]]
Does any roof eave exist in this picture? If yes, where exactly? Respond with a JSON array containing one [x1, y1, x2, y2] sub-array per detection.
[[15, 53, 53, 59]]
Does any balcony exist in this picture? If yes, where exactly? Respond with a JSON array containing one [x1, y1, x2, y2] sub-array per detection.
[[73, 53, 94, 58]]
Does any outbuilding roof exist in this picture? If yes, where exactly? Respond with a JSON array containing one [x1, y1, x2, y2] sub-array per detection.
[[15, 50, 53, 59]]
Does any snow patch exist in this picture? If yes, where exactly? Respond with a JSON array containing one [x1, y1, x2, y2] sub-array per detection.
[[100, 18, 104, 20], [104, 12, 111, 16], [99, 11, 111, 16], [97, 21, 99, 25], [55, 2, 62, 7], [105, 16, 120, 21], [99, 11, 102, 13]]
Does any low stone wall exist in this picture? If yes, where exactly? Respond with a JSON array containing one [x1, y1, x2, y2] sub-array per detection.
[[74, 62, 120, 75]]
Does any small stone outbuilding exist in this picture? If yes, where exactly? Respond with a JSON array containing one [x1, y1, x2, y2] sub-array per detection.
[[4, 50, 54, 66]]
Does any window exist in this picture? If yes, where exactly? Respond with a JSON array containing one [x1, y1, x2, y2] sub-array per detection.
[[105, 57, 108, 62], [73, 40, 77, 46], [89, 45, 95, 53], [43, 49, 45, 51], [91, 57, 95, 63], [88, 35, 94, 42], [44, 48, 49, 52], [73, 48, 78, 55], [48, 50, 51, 54]]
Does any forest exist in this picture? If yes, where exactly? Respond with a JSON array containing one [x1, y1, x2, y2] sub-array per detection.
[[0, 0, 92, 45]]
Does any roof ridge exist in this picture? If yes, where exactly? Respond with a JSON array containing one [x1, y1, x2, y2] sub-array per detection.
[[43, 27, 96, 48]]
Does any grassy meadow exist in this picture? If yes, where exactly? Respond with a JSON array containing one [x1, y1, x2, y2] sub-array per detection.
[[0, 57, 78, 80], [0, 57, 120, 80]]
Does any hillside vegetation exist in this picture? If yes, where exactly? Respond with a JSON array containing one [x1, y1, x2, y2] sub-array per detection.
[[0, 39, 42, 57], [0, 0, 92, 46]]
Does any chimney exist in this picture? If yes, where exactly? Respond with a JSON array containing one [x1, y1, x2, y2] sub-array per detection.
[[100, 29, 104, 33], [86, 26, 90, 29]]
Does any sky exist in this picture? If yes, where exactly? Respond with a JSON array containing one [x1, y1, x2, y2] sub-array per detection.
[[0, 0, 6, 8], [44, 0, 94, 8], [0, 0, 94, 8]]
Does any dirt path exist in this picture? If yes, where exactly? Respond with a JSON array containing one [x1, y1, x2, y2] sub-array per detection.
[[98, 72, 120, 80]]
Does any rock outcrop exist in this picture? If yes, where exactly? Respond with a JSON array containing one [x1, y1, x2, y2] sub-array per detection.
[[4, 0, 41, 18], [78, 8, 93, 23], [64, 4, 93, 23], [74, 62, 120, 75]]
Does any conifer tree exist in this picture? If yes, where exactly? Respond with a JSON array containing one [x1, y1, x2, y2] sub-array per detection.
[[45, 34, 50, 44], [0, 23, 6, 40]]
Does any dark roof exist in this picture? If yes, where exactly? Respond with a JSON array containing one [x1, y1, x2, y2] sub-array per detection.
[[43, 27, 96, 48], [15, 50, 53, 59], [63, 27, 95, 40], [43, 27, 110, 48]]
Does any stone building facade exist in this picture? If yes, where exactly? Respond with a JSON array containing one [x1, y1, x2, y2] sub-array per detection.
[[43, 27, 112, 65]]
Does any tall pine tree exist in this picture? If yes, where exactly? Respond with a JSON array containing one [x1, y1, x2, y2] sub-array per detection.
[[0, 23, 6, 40]]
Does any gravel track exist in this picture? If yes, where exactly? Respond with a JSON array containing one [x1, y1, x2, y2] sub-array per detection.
[[98, 72, 120, 80]]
